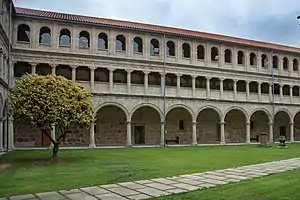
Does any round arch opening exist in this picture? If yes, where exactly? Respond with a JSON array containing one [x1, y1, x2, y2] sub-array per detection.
[[196, 108, 221, 144], [131, 106, 162, 145], [224, 109, 247, 143], [165, 107, 193, 145], [95, 105, 127, 146]]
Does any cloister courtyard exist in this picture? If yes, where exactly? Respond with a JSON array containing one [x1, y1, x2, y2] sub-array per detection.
[[1, 144, 300, 199]]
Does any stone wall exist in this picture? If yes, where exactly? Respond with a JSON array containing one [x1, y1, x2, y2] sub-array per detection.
[[225, 110, 246, 143], [14, 119, 41, 147], [57, 125, 90, 147]]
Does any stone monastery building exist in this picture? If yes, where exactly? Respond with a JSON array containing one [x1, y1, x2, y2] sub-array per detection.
[[1, 0, 300, 150]]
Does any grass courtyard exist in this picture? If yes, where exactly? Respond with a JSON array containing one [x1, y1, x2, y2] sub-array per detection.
[[0, 144, 300, 197], [156, 168, 300, 200]]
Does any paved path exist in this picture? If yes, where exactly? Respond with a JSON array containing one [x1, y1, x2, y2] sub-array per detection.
[[2, 158, 300, 200]]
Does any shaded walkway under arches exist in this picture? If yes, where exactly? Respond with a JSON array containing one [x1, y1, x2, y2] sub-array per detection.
[[95, 105, 127, 146], [249, 110, 270, 142], [165, 107, 193, 144], [131, 106, 162, 145], [224, 109, 247, 143], [274, 111, 291, 142], [196, 108, 221, 144]]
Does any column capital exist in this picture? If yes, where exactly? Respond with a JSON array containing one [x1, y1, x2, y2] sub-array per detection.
[[219, 77, 225, 81], [219, 121, 225, 125], [268, 122, 273, 125], [71, 65, 78, 69], [109, 68, 115, 72], [126, 69, 133, 73], [290, 122, 294, 125], [144, 70, 150, 75], [126, 121, 132, 124], [193, 121, 198, 125], [191, 74, 197, 78], [89, 66, 97, 70], [176, 73, 182, 77], [246, 80, 251, 84], [31, 62, 39, 67], [206, 76, 212, 80]]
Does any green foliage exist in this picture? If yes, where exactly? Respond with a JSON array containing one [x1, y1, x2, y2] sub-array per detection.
[[8, 74, 95, 131]]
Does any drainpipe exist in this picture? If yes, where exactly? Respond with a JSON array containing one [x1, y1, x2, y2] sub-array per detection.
[[6, 0, 12, 151], [271, 50, 275, 142], [163, 34, 166, 146]]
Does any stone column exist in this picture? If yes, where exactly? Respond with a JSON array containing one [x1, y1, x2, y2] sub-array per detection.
[[0, 117, 3, 151], [126, 121, 132, 147], [269, 122, 273, 143], [126, 69, 132, 94], [89, 123, 96, 148], [290, 85, 293, 102], [269, 84, 273, 102], [51, 65, 56, 75], [50, 124, 56, 148], [160, 121, 165, 146], [31, 63, 37, 75], [0, 51, 3, 79], [206, 76, 211, 99], [220, 121, 225, 144], [90, 67, 95, 93], [220, 78, 224, 99], [109, 68, 115, 93], [160, 72, 165, 95], [290, 122, 294, 142], [233, 79, 237, 100], [279, 84, 283, 100], [144, 71, 148, 95], [246, 121, 251, 144], [191, 75, 196, 98], [258, 82, 261, 101], [8, 117, 14, 149], [246, 80, 250, 100], [72, 66, 76, 82], [192, 121, 197, 146], [176, 74, 181, 97]]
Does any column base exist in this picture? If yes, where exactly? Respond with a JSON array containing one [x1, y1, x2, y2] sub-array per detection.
[[220, 142, 226, 145], [191, 143, 198, 147], [89, 143, 96, 148], [126, 144, 133, 148]]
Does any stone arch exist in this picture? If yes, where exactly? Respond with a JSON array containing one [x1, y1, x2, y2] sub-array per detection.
[[293, 110, 300, 141], [223, 106, 249, 123], [224, 106, 248, 143], [196, 105, 222, 144], [130, 103, 163, 122], [95, 102, 130, 121], [130, 103, 163, 145], [195, 105, 222, 121], [95, 102, 129, 146], [166, 104, 195, 121], [165, 104, 194, 145], [274, 108, 292, 142], [275, 108, 292, 122], [250, 108, 272, 123], [249, 108, 271, 143]]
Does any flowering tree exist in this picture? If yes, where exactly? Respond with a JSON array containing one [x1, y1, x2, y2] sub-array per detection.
[[9, 74, 95, 158]]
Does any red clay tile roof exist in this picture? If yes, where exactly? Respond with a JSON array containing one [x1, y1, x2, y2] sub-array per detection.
[[15, 7, 300, 54]]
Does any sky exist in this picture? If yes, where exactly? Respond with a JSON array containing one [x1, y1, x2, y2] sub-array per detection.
[[13, 0, 300, 47]]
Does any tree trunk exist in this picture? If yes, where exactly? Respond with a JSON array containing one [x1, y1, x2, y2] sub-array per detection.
[[43, 129, 59, 159], [52, 143, 59, 159]]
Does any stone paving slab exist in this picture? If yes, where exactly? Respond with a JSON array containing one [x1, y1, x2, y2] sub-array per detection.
[[4, 157, 300, 200]]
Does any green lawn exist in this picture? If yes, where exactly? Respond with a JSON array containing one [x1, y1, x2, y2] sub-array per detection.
[[156, 168, 300, 200], [0, 144, 300, 197]]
